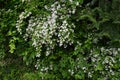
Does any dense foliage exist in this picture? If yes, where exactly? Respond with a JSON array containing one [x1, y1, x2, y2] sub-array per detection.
[[0, 0, 120, 80]]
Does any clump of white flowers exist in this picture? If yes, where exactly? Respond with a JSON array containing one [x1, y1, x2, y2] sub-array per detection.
[[87, 47, 120, 78], [16, 1, 80, 69], [74, 44, 120, 78], [16, 11, 32, 34]]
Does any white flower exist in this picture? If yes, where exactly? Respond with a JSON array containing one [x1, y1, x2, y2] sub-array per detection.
[[100, 47, 104, 52], [46, 51, 50, 56], [69, 0, 73, 3], [36, 53, 40, 57], [76, 2, 79, 6]]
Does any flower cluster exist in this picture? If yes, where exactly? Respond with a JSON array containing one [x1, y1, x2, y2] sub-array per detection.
[[16, 1, 81, 70], [73, 45, 120, 78], [16, 11, 32, 34], [87, 47, 120, 78]]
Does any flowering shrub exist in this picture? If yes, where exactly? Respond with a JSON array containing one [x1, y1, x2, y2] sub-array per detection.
[[0, 0, 120, 80], [16, 1, 80, 57]]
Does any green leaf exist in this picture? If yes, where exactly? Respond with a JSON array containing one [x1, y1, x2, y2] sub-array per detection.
[[75, 74, 82, 79], [9, 43, 16, 53], [95, 62, 103, 71], [75, 73, 84, 79]]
